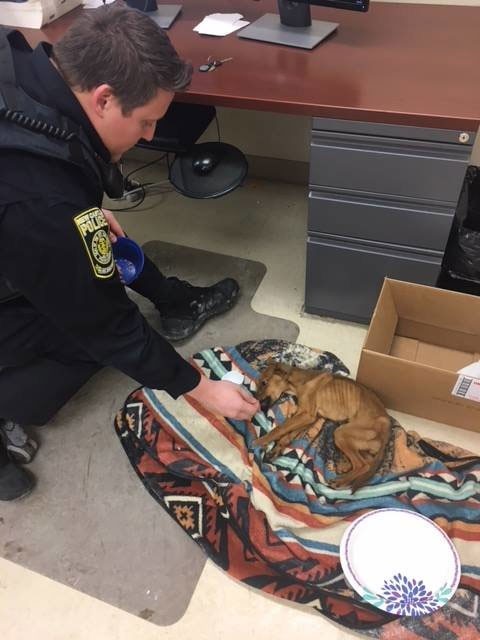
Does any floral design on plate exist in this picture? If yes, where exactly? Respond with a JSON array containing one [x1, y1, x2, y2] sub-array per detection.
[[362, 574, 453, 616]]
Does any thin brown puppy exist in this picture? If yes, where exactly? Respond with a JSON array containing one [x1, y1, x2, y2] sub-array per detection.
[[254, 363, 391, 491]]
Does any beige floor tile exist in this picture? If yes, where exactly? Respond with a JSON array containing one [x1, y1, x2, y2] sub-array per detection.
[[0, 557, 366, 640]]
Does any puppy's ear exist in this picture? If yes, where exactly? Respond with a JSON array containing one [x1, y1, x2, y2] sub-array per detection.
[[276, 362, 292, 376], [264, 358, 277, 368], [260, 361, 277, 377], [263, 359, 283, 370], [261, 360, 290, 377]]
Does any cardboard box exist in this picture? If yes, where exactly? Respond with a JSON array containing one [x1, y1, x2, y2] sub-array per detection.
[[356, 279, 480, 432]]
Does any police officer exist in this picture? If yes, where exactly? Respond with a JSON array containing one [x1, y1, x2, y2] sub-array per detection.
[[0, 3, 260, 500]]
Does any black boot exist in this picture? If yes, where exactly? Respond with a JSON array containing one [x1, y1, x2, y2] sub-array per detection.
[[0, 441, 34, 501], [156, 277, 240, 342], [0, 419, 38, 464]]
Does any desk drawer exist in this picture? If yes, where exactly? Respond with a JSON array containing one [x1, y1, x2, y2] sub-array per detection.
[[308, 190, 454, 251], [309, 131, 469, 203], [305, 235, 442, 322]]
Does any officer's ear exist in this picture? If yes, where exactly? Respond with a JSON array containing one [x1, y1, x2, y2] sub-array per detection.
[[91, 84, 116, 118]]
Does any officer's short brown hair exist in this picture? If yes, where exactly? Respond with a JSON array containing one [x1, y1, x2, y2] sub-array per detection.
[[53, 1, 192, 114]]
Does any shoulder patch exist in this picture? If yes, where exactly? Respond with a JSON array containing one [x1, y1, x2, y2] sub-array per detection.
[[73, 208, 115, 279]]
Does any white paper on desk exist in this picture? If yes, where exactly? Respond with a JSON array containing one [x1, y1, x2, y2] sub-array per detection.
[[82, 0, 115, 8], [193, 13, 249, 36]]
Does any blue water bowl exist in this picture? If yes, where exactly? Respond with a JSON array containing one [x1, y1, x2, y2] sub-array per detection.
[[112, 237, 144, 285]]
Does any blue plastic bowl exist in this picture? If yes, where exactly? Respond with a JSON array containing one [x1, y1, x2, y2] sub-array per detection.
[[112, 237, 145, 285]]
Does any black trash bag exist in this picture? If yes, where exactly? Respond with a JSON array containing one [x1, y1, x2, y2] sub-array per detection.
[[447, 229, 480, 283], [444, 166, 480, 284]]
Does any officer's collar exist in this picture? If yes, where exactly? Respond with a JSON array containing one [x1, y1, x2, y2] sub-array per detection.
[[32, 42, 111, 163]]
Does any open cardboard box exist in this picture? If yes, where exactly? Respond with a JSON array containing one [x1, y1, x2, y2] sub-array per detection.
[[356, 279, 480, 432]]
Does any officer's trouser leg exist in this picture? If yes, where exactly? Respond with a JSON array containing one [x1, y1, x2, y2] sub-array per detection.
[[129, 254, 201, 308], [0, 359, 101, 425], [0, 299, 102, 425], [128, 254, 168, 303]]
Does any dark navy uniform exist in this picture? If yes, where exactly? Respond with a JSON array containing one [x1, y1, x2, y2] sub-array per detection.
[[0, 36, 200, 425]]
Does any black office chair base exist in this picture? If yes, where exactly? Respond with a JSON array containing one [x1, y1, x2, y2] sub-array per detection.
[[169, 142, 248, 199]]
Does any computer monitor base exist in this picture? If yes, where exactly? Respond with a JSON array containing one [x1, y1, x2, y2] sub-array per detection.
[[145, 4, 182, 29], [238, 14, 338, 49]]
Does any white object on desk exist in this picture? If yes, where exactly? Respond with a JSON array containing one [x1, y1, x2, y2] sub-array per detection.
[[193, 13, 249, 37], [0, 0, 81, 28], [83, 0, 115, 8]]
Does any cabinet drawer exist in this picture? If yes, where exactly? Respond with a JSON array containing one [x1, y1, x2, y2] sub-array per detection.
[[308, 190, 454, 251], [312, 118, 476, 146], [309, 130, 469, 203], [305, 236, 442, 323]]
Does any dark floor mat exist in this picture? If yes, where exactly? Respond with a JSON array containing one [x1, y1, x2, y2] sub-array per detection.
[[0, 244, 298, 626]]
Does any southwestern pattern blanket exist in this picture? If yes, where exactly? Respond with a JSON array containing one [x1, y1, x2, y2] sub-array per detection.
[[114, 339, 480, 638]]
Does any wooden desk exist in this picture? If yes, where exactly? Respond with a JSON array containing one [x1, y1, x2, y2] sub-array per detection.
[[22, 1, 480, 322]]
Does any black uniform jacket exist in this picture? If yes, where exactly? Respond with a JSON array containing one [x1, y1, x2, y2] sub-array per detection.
[[0, 40, 200, 397]]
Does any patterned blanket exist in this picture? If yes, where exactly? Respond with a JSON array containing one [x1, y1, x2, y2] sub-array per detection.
[[114, 340, 480, 638]]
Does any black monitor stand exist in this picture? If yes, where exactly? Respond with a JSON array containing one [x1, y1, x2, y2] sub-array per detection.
[[126, 0, 182, 29], [239, 0, 338, 49]]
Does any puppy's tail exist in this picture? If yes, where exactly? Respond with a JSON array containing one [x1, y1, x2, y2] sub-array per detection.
[[350, 416, 392, 492]]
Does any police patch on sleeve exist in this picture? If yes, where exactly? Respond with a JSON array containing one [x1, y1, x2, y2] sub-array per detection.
[[73, 208, 115, 279]]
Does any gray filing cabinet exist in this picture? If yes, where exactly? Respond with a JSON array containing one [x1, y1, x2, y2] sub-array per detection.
[[305, 118, 476, 323]]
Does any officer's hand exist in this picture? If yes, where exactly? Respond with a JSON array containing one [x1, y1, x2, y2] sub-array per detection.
[[102, 209, 126, 243], [187, 377, 260, 420]]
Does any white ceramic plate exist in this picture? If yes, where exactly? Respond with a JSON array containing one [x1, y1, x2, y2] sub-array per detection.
[[339, 508, 461, 616]]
